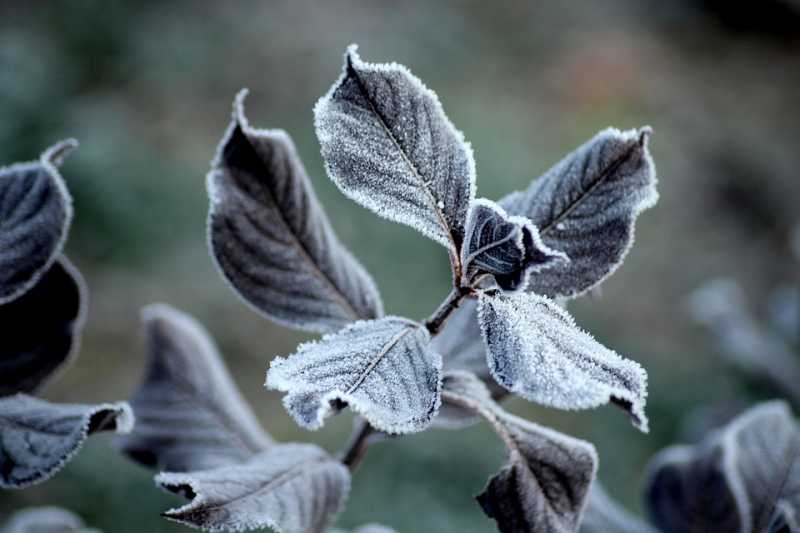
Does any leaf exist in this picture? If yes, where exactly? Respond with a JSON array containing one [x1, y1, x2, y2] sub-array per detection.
[[478, 291, 649, 431], [0, 257, 87, 397], [352, 525, 397, 533], [117, 304, 272, 472], [461, 199, 567, 292], [208, 90, 383, 334], [266, 317, 442, 434], [500, 127, 657, 300], [768, 285, 799, 346], [157, 443, 350, 533], [0, 140, 77, 305], [766, 501, 798, 533], [579, 483, 657, 533], [433, 370, 493, 429], [0, 394, 133, 489], [314, 45, 476, 254], [1, 506, 96, 533]]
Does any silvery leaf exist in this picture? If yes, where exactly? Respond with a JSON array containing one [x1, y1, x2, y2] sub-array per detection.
[[352, 525, 397, 533], [501, 127, 657, 300], [579, 483, 656, 533], [0, 140, 76, 305], [0, 258, 86, 396], [157, 443, 350, 533], [0, 394, 133, 489], [1, 506, 97, 533], [461, 199, 567, 292], [434, 299, 487, 378], [118, 304, 272, 472], [433, 370, 492, 429], [266, 317, 442, 434], [208, 90, 383, 334], [314, 45, 476, 254], [478, 291, 649, 431], [643, 441, 746, 533], [689, 280, 800, 405], [723, 401, 800, 531]]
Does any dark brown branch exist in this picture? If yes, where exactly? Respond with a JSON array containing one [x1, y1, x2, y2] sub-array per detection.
[[340, 418, 376, 472]]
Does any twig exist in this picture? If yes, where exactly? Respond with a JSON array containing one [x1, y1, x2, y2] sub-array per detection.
[[340, 418, 376, 472]]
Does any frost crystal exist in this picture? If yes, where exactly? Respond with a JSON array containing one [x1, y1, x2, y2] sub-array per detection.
[[478, 291, 649, 431], [314, 45, 476, 253], [266, 317, 442, 434]]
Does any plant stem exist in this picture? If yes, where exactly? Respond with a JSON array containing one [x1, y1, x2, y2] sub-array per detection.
[[340, 418, 376, 472], [424, 287, 468, 335]]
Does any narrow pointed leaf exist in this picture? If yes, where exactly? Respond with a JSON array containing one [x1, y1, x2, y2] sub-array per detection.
[[208, 91, 383, 334], [0, 140, 77, 305], [118, 304, 272, 472], [157, 443, 350, 533], [266, 317, 442, 434], [0, 394, 133, 489], [2, 506, 95, 533], [461, 199, 567, 292], [314, 45, 476, 253], [501, 127, 657, 299], [0, 257, 86, 396], [579, 483, 657, 533], [766, 501, 798, 533], [478, 292, 649, 431]]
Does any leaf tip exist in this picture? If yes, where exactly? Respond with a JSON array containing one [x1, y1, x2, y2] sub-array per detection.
[[41, 139, 79, 168]]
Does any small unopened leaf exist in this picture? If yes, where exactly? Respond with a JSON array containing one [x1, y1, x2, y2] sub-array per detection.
[[0, 258, 86, 396], [433, 370, 493, 429], [501, 127, 657, 299], [579, 483, 657, 533], [1, 506, 95, 533], [0, 140, 77, 305], [266, 317, 442, 434], [461, 199, 566, 292], [478, 292, 649, 431], [157, 443, 349, 533], [118, 304, 272, 472], [208, 90, 383, 334], [314, 45, 475, 253], [0, 394, 133, 489]]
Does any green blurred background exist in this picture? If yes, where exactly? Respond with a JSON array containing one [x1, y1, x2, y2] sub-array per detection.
[[1, 1, 798, 531]]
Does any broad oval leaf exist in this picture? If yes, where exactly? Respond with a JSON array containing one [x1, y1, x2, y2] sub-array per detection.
[[500, 127, 657, 300], [118, 304, 272, 472], [478, 291, 649, 431], [461, 199, 567, 292], [208, 90, 383, 334], [0, 394, 133, 489], [0, 257, 87, 396], [579, 483, 657, 533], [1, 506, 95, 533], [314, 45, 476, 254], [0, 140, 77, 305], [157, 443, 350, 533], [266, 317, 442, 434]]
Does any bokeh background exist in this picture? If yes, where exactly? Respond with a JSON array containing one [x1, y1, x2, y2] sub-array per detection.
[[1, 1, 798, 531]]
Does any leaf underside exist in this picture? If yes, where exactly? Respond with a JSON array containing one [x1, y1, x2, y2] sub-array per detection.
[[118, 304, 272, 472], [266, 317, 442, 434], [0, 394, 133, 489], [208, 90, 383, 334], [0, 257, 86, 396]]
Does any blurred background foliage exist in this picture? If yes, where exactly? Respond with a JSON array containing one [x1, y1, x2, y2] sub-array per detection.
[[1, 1, 798, 531]]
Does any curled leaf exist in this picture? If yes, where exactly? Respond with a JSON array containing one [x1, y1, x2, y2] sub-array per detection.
[[0, 140, 77, 305], [208, 90, 383, 334], [461, 198, 567, 292], [314, 45, 476, 254], [266, 317, 442, 434], [0, 394, 133, 489], [0, 257, 87, 396], [501, 127, 657, 300], [118, 304, 272, 472], [1, 506, 95, 533], [157, 443, 350, 533], [478, 291, 649, 431]]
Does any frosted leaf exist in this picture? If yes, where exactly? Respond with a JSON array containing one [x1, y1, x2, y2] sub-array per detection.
[[0, 140, 76, 305], [476, 410, 597, 533], [118, 304, 272, 472], [0, 258, 86, 396], [0, 394, 133, 489], [478, 292, 649, 431], [266, 317, 442, 434], [461, 199, 567, 292], [208, 90, 383, 334], [1, 506, 96, 533], [352, 525, 397, 533], [500, 127, 657, 299], [157, 443, 350, 533], [314, 45, 476, 253], [689, 279, 800, 405], [433, 370, 492, 429], [579, 483, 657, 533]]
